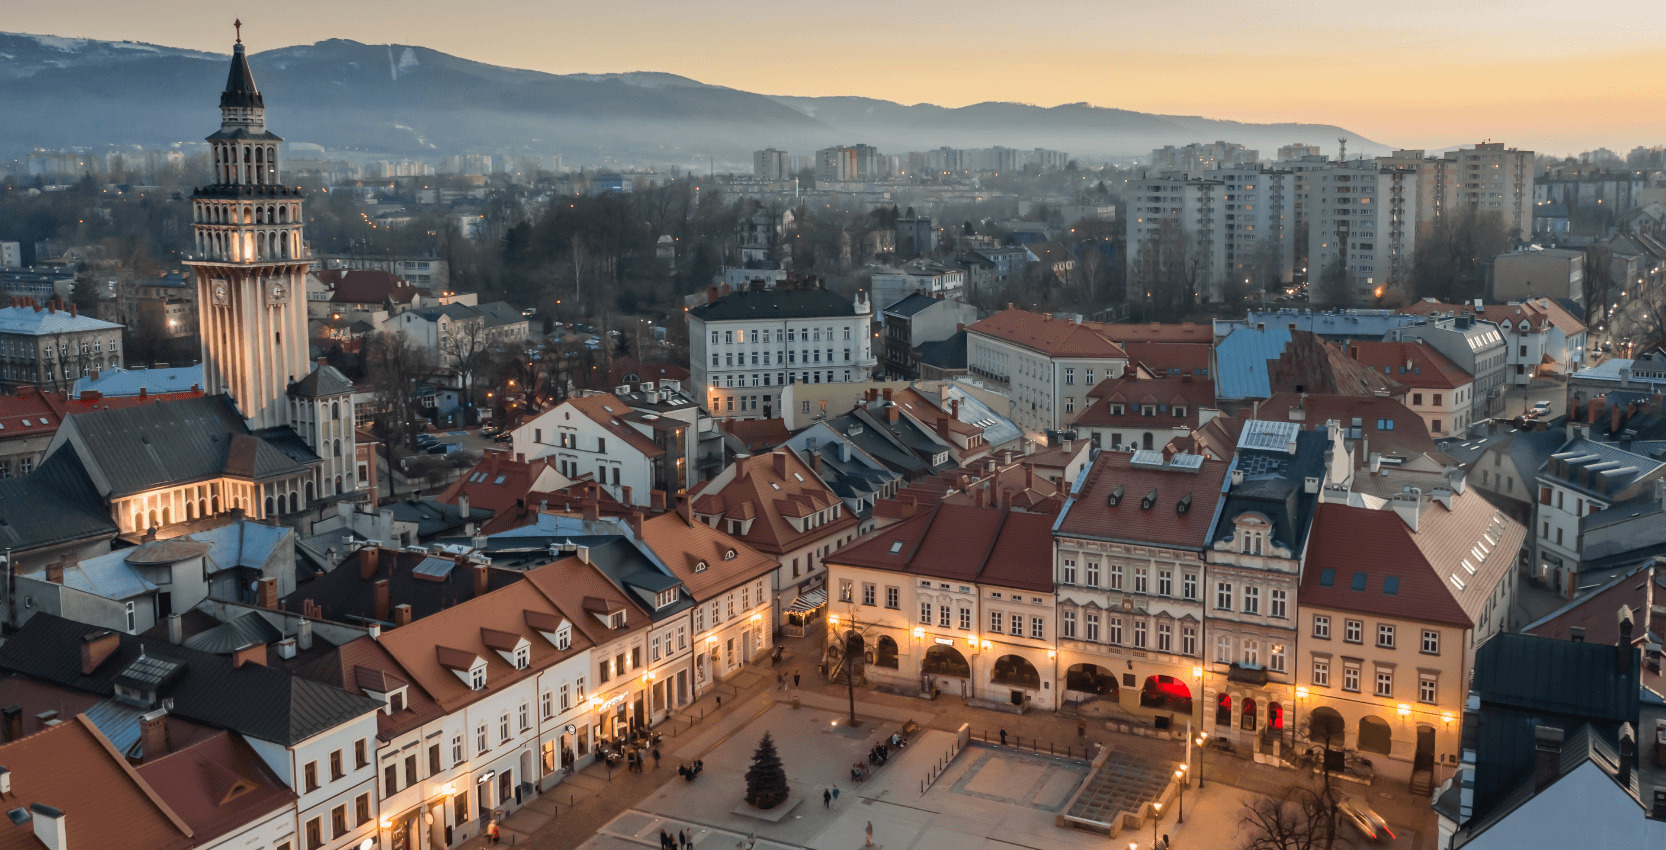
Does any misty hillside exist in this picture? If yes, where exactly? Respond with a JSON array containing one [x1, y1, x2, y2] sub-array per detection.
[[0, 32, 1386, 165]]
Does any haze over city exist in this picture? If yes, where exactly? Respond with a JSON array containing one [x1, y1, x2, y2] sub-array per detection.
[[8, 0, 1665, 152]]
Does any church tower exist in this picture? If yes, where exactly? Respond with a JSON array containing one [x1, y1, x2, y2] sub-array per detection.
[[186, 24, 310, 432]]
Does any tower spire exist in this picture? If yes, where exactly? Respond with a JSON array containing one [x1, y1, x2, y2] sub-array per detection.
[[234, 19, 242, 44]]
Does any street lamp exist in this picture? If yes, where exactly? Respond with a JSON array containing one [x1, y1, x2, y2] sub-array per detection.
[[1151, 801, 1162, 848], [1175, 767, 1187, 823], [1195, 732, 1208, 788]]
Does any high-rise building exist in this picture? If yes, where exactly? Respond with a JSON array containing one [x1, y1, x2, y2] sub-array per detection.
[[1309, 163, 1419, 303], [1214, 167, 1297, 286], [753, 148, 790, 182], [1125, 177, 1227, 303]]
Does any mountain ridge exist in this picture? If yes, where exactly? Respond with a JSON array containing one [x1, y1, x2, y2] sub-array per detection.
[[0, 31, 1387, 166]]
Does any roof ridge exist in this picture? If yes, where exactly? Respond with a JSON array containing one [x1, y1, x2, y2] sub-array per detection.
[[76, 713, 197, 839]]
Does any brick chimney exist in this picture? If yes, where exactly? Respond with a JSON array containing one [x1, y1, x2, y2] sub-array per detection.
[[627, 511, 644, 538], [256, 576, 278, 609], [581, 498, 599, 522], [473, 563, 489, 598], [393, 603, 413, 627], [374, 579, 390, 622], [887, 404, 899, 424], [650, 490, 667, 512], [620, 486, 633, 507], [80, 631, 120, 675], [232, 643, 266, 668], [359, 547, 381, 580], [457, 492, 470, 521], [936, 417, 951, 440], [950, 398, 960, 420], [139, 709, 170, 761], [1, 706, 20, 742], [45, 561, 64, 584], [772, 451, 789, 477]]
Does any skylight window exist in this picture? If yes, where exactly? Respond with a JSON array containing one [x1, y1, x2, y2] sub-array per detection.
[[792, 473, 804, 482], [889, 541, 904, 554], [1450, 574, 1466, 591], [1461, 559, 1477, 575], [1319, 569, 1335, 587], [1350, 572, 1367, 591], [769, 482, 780, 490], [1383, 577, 1399, 595], [494, 475, 507, 485]]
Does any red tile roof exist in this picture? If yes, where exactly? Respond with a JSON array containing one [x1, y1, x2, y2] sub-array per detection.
[[566, 393, 665, 458], [134, 732, 296, 846], [1123, 342, 1212, 376], [831, 504, 1055, 593], [1055, 451, 1228, 549], [967, 308, 1128, 359], [1102, 323, 1215, 344], [319, 269, 420, 305], [1269, 332, 1404, 398], [0, 715, 193, 850], [721, 418, 793, 453], [1256, 393, 1437, 464], [1346, 340, 1471, 390], [1303, 492, 1523, 628], [1073, 373, 1216, 430], [438, 451, 572, 532], [642, 512, 777, 601], [1399, 298, 1587, 337], [688, 450, 856, 556], [606, 358, 690, 387], [299, 636, 446, 740]]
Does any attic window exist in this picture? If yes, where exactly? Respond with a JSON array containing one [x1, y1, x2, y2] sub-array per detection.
[[724, 549, 737, 560], [1140, 488, 1158, 510], [469, 666, 486, 691], [609, 611, 627, 628], [1176, 493, 1193, 514], [1450, 574, 1467, 591], [1382, 577, 1399, 595], [388, 688, 407, 713], [1461, 559, 1477, 575], [695, 561, 708, 572], [769, 482, 780, 490], [793, 473, 804, 482], [555, 626, 571, 650], [1319, 569, 1336, 587], [494, 475, 507, 485], [514, 645, 531, 669], [655, 588, 679, 609], [889, 541, 904, 554], [1350, 572, 1368, 591]]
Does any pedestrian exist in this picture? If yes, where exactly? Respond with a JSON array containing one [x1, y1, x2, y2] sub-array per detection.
[[716, 695, 722, 708], [659, 829, 672, 850], [488, 821, 501, 845], [832, 785, 840, 809], [680, 829, 690, 850], [1077, 717, 1086, 738], [823, 788, 831, 809], [794, 671, 801, 688], [1161, 834, 1171, 850], [999, 728, 1008, 746], [653, 746, 661, 769]]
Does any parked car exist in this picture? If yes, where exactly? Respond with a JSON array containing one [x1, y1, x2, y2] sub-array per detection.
[[1337, 797, 1394, 842], [1531, 401, 1552, 417], [493, 432, 514, 443]]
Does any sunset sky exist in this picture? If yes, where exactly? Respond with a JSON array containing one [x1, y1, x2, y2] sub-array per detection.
[[9, 0, 1664, 154]]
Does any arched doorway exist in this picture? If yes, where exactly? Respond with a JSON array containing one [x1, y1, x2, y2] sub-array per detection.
[[306, 480, 316, 503], [922, 644, 970, 678], [1066, 664, 1119, 697], [1358, 716, 1392, 755], [1308, 706, 1345, 748], [264, 496, 275, 517], [1216, 694, 1233, 727], [1268, 702, 1284, 732], [1241, 697, 1259, 731], [1139, 675, 1193, 714], [990, 655, 1041, 689], [874, 636, 899, 669]]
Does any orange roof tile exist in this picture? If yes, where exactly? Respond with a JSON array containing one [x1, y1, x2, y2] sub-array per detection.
[[0, 716, 193, 850], [641, 512, 776, 601], [686, 450, 856, 555], [1055, 451, 1228, 549], [967, 308, 1128, 359], [831, 504, 1055, 593], [1102, 322, 1215, 344], [566, 393, 664, 458], [1346, 340, 1472, 390], [134, 732, 295, 846]]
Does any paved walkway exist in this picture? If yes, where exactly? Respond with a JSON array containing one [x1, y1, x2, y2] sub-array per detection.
[[464, 632, 1439, 850]]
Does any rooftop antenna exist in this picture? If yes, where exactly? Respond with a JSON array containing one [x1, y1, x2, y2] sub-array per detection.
[[234, 19, 242, 44], [1338, 137, 1347, 163]]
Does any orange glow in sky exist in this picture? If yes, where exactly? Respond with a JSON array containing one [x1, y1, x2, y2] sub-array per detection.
[[13, 0, 1664, 153]]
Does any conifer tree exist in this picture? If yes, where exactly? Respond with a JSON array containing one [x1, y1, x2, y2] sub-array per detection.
[[744, 732, 789, 809]]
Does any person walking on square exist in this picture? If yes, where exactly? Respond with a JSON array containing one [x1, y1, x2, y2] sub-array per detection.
[[793, 671, 801, 688], [653, 746, 661, 769], [999, 728, 1008, 746], [832, 785, 840, 808], [823, 787, 831, 808]]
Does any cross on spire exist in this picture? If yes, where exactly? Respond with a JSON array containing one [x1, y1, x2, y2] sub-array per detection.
[[234, 19, 242, 44]]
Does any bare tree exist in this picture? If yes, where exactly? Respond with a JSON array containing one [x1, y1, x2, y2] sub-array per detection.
[[1583, 243, 1614, 333], [439, 316, 491, 424], [825, 605, 881, 727], [1239, 786, 1348, 850], [364, 330, 434, 499], [1314, 254, 1355, 307]]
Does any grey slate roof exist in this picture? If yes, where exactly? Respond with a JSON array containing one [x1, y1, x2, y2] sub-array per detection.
[[689, 288, 857, 322], [1467, 632, 1640, 820], [181, 612, 284, 654], [916, 331, 969, 370], [288, 363, 354, 398], [60, 395, 311, 498], [0, 613, 378, 746], [218, 42, 263, 110], [881, 292, 940, 318], [1209, 428, 1329, 553], [0, 305, 123, 335], [475, 301, 527, 329], [72, 365, 204, 398], [386, 496, 493, 538], [0, 449, 119, 552]]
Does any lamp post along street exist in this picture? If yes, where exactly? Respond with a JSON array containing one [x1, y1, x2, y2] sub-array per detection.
[[1174, 767, 1186, 823], [1196, 732, 1207, 788], [1151, 801, 1161, 848]]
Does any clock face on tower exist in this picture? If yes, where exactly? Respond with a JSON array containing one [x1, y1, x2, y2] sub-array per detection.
[[268, 282, 287, 304], [210, 279, 229, 305]]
